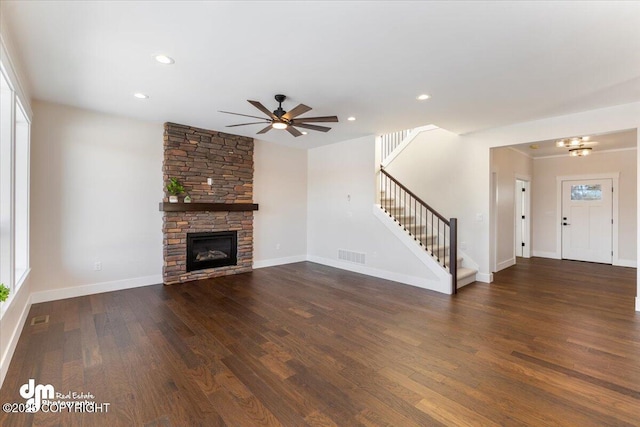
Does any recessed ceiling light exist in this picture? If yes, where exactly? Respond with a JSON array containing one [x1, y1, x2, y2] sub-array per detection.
[[301, 131, 308, 135], [154, 55, 175, 65], [347, 116, 356, 121], [416, 94, 431, 101], [134, 93, 149, 99]]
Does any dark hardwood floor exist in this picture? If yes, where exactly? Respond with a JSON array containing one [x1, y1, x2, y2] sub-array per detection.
[[1, 258, 639, 426]]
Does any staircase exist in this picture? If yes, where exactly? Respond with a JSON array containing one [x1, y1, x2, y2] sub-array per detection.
[[377, 130, 477, 292]]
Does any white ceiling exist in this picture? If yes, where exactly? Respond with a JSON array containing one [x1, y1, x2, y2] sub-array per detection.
[[2, 1, 640, 148]]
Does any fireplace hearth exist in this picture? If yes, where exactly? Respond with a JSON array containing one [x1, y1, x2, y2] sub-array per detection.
[[186, 231, 238, 272]]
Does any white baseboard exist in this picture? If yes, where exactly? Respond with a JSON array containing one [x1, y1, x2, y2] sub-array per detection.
[[636, 297, 640, 312], [532, 250, 560, 259], [30, 274, 163, 304], [0, 293, 32, 389], [253, 255, 307, 269], [615, 259, 637, 268], [496, 258, 516, 272], [475, 272, 493, 283], [307, 255, 451, 295]]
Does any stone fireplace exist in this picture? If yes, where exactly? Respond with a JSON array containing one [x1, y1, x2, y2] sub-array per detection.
[[161, 122, 257, 285]]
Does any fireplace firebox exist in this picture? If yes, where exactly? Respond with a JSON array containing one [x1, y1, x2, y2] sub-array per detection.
[[186, 231, 238, 272]]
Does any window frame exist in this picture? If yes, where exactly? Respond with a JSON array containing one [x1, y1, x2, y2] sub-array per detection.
[[0, 40, 32, 318]]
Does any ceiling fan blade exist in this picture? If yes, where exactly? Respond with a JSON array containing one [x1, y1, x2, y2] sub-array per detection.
[[282, 104, 312, 120], [256, 125, 273, 134], [226, 121, 270, 127], [292, 123, 332, 133], [219, 110, 271, 120], [291, 116, 339, 123], [286, 126, 303, 137], [248, 100, 277, 120]]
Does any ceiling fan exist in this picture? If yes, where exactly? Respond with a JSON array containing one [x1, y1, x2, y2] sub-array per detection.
[[220, 94, 338, 137]]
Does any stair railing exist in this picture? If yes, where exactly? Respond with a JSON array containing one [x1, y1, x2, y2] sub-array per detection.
[[380, 129, 411, 164], [379, 167, 458, 294]]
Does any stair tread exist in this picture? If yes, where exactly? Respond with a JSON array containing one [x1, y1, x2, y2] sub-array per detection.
[[379, 204, 474, 287], [457, 267, 477, 280]]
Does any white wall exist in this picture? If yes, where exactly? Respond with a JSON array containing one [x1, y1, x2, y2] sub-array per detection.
[[307, 135, 441, 287], [30, 101, 164, 300], [532, 149, 637, 264], [384, 128, 491, 281], [491, 147, 533, 270], [253, 139, 307, 267], [30, 105, 312, 294]]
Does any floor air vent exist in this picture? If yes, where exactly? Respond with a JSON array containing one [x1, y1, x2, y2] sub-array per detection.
[[30, 315, 49, 326], [338, 249, 366, 265]]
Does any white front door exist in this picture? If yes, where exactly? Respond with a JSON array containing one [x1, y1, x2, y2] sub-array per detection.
[[561, 179, 613, 264]]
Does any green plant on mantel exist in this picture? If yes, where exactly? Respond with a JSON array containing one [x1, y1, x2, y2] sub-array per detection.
[[166, 177, 185, 196], [0, 283, 9, 302]]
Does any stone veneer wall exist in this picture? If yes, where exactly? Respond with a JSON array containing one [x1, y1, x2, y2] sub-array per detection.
[[162, 122, 254, 284]]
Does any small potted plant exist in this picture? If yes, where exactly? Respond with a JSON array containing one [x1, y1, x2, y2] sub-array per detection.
[[0, 283, 9, 303], [166, 177, 185, 203]]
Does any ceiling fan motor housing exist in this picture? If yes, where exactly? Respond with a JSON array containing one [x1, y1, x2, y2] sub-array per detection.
[[273, 94, 287, 118]]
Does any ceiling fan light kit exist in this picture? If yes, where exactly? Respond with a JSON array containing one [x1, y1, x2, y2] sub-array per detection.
[[221, 94, 339, 137]]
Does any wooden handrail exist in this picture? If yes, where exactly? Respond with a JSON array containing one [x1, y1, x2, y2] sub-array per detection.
[[379, 166, 457, 294], [380, 167, 449, 224]]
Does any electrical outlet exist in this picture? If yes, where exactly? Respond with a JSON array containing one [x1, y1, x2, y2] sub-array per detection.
[[276, 243, 281, 250], [94, 261, 102, 271]]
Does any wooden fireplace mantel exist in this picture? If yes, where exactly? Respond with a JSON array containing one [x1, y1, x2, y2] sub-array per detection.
[[159, 202, 259, 212]]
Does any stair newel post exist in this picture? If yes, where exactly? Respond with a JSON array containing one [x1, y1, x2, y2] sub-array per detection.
[[450, 218, 458, 294]]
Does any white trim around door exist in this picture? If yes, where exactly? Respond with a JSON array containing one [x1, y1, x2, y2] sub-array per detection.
[[555, 172, 620, 265]]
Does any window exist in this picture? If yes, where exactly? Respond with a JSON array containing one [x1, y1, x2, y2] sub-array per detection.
[[0, 61, 31, 313], [0, 70, 12, 296], [15, 100, 29, 284], [570, 184, 602, 201]]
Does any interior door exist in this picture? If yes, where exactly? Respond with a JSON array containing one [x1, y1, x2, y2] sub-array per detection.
[[515, 179, 530, 258], [561, 179, 612, 263]]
